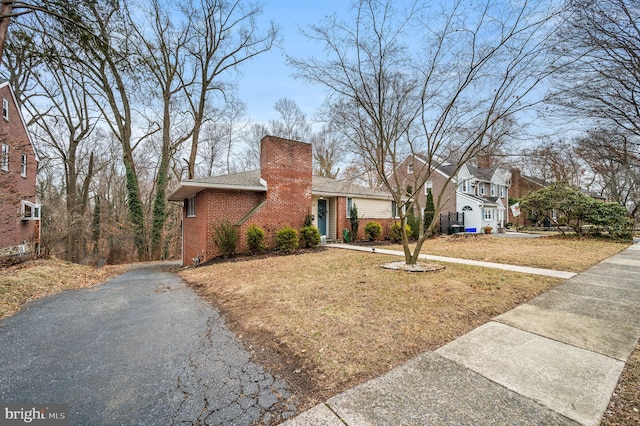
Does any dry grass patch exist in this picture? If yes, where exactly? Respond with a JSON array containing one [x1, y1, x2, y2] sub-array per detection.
[[181, 248, 563, 409], [0, 258, 125, 319], [389, 235, 629, 272], [601, 341, 640, 426]]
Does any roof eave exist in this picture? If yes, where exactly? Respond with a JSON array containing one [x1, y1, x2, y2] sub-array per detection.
[[168, 181, 267, 201], [312, 189, 393, 201]]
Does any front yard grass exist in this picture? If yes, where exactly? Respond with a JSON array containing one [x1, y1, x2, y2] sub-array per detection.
[[181, 248, 565, 410], [0, 258, 125, 319], [389, 234, 630, 272]]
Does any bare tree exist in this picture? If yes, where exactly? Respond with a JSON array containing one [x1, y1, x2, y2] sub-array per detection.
[[180, 0, 279, 179], [132, 0, 194, 259], [519, 140, 586, 187], [238, 122, 268, 171], [292, 0, 565, 265], [269, 98, 311, 141], [575, 129, 640, 216], [4, 16, 104, 263], [310, 127, 343, 178], [552, 0, 640, 138]]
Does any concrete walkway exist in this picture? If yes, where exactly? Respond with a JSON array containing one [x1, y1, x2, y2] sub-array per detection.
[[283, 243, 640, 425], [327, 244, 577, 279]]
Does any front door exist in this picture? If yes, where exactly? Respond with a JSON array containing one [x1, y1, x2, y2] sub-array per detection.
[[317, 199, 327, 236]]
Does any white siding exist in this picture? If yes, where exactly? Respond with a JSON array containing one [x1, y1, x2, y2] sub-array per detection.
[[328, 198, 337, 239], [350, 198, 391, 218]]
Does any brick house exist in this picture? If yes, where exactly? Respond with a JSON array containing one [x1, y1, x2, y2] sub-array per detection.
[[508, 168, 548, 226], [0, 80, 40, 257], [392, 153, 510, 233], [168, 136, 395, 265]]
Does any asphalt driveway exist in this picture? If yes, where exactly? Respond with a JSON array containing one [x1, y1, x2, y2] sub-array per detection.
[[0, 266, 295, 425]]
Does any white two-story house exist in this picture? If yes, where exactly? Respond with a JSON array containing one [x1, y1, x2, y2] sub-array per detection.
[[392, 153, 510, 233]]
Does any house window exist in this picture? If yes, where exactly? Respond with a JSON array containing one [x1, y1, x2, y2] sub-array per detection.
[[499, 185, 505, 198], [347, 197, 353, 217], [392, 201, 403, 218], [490, 184, 496, 196], [483, 208, 493, 220], [424, 181, 433, 194], [186, 195, 196, 217], [2, 98, 8, 120], [21, 153, 27, 177], [462, 205, 473, 211], [478, 183, 485, 195], [1, 144, 8, 171], [21, 200, 41, 220], [407, 163, 414, 174]]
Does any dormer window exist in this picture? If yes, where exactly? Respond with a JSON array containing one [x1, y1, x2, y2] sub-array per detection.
[[407, 163, 414, 174], [2, 98, 8, 120]]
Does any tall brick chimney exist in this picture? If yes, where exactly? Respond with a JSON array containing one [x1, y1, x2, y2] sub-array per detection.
[[258, 135, 313, 232]]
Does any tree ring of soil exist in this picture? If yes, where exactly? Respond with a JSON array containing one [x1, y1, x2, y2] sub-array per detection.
[[380, 261, 445, 272]]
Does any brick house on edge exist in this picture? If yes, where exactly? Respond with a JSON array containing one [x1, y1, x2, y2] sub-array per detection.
[[0, 80, 41, 257], [168, 136, 395, 266]]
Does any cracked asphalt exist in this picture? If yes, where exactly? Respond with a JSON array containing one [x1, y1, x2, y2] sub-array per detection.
[[0, 266, 295, 425]]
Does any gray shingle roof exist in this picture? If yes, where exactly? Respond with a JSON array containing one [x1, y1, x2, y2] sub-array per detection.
[[168, 170, 392, 201], [189, 170, 263, 187], [312, 176, 392, 200]]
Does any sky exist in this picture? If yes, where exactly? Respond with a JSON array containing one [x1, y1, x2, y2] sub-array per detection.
[[235, 0, 351, 125]]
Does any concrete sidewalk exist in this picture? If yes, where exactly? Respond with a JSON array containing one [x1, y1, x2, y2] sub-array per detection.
[[282, 243, 640, 425], [328, 244, 577, 279]]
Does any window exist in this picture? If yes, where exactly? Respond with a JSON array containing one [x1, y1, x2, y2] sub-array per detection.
[[392, 201, 404, 218], [347, 197, 353, 217], [2, 98, 8, 120], [407, 163, 414, 174], [186, 195, 196, 217], [462, 205, 473, 211], [483, 208, 493, 220], [21, 153, 27, 177], [460, 180, 468, 193], [21, 200, 41, 220], [478, 182, 485, 195], [1, 144, 8, 171], [424, 181, 433, 194], [490, 184, 496, 196], [499, 185, 505, 198]]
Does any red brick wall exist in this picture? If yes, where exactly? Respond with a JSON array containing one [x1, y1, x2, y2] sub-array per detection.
[[509, 168, 545, 225], [248, 136, 313, 248], [391, 156, 457, 217], [0, 84, 39, 254], [182, 136, 313, 265]]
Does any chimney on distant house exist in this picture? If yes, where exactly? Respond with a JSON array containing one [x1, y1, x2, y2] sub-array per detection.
[[476, 152, 492, 169]]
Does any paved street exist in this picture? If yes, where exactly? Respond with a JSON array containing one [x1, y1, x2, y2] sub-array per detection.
[[0, 266, 295, 425]]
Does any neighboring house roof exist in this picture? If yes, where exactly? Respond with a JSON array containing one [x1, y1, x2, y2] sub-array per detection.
[[458, 192, 500, 207], [168, 171, 393, 202], [520, 174, 546, 187]]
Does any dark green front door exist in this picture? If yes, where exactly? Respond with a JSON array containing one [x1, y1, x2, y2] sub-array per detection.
[[317, 199, 327, 236]]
